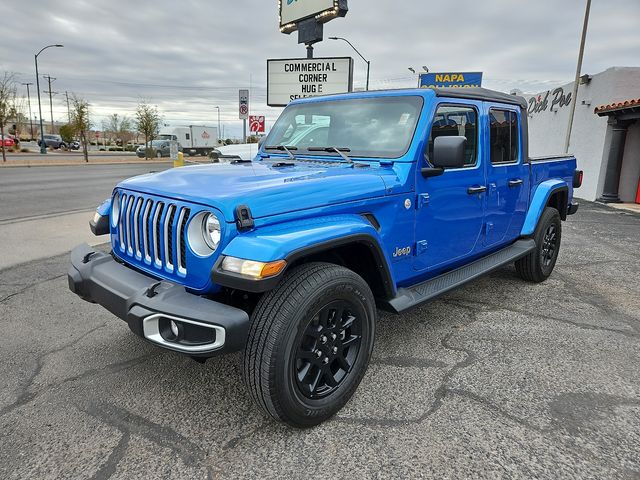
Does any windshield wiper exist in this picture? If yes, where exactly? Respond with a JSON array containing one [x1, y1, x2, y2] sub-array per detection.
[[307, 146, 353, 164], [264, 145, 298, 161]]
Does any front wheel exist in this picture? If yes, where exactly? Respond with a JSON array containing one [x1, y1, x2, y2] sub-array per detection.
[[156, 151, 162, 158], [243, 262, 376, 428], [515, 207, 562, 282]]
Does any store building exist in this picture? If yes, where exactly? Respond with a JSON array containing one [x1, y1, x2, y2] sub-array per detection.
[[525, 67, 640, 203]]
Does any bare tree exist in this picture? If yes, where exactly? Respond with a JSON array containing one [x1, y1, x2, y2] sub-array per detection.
[[70, 95, 91, 162], [135, 101, 160, 159], [0, 72, 17, 162], [107, 113, 133, 148]]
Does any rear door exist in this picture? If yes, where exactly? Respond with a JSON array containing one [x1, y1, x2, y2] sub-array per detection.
[[414, 101, 486, 272], [483, 105, 529, 247]]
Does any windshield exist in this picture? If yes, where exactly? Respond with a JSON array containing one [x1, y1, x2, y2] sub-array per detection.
[[265, 96, 423, 159]]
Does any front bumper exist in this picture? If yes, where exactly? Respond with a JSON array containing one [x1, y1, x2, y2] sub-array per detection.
[[68, 243, 250, 357]]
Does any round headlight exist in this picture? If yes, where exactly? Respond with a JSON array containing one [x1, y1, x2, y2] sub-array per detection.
[[202, 213, 221, 251], [111, 192, 120, 227]]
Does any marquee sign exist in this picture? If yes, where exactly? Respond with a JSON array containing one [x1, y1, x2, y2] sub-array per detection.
[[267, 57, 353, 107], [279, 0, 348, 34]]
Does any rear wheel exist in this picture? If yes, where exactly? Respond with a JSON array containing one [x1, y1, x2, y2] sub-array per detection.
[[156, 151, 162, 158], [243, 262, 376, 428], [515, 207, 562, 282]]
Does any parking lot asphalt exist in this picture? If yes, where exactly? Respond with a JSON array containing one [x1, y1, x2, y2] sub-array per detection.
[[0, 201, 639, 479]]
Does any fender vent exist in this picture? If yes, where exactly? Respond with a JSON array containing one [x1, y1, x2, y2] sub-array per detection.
[[361, 213, 381, 231]]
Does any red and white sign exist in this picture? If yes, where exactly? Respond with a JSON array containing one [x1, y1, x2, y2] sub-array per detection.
[[249, 116, 265, 133], [201, 130, 211, 139]]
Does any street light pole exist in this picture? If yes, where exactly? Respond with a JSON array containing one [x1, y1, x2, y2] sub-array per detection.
[[329, 37, 370, 91], [21, 83, 34, 140], [35, 44, 63, 154]]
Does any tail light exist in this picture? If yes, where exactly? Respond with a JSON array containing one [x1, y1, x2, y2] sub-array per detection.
[[573, 170, 583, 188]]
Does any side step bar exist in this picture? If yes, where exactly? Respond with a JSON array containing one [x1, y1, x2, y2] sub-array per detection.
[[385, 239, 536, 313]]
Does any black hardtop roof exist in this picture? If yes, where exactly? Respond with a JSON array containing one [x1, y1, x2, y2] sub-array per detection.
[[432, 87, 528, 109]]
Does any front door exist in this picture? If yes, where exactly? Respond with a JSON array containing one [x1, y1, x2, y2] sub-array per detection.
[[414, 102, 486, 272], [484, 106, 529, 247]]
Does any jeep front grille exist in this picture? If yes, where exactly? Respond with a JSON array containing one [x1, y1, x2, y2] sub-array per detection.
[[115, 193, 191, 276]]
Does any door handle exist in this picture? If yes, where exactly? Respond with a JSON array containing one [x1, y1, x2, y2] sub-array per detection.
[[508, 179, 524, 187], [467, 185, 487, 195]]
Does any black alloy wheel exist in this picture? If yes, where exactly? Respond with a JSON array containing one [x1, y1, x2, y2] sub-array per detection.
[[540, 224, 558, 267], [294, 300, 362, 399]]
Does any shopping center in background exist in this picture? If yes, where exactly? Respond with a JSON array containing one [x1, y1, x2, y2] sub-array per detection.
[[526, 67, 640, 204]]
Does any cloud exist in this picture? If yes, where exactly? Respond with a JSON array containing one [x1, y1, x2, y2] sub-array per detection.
[[2, 0, 638, 137]]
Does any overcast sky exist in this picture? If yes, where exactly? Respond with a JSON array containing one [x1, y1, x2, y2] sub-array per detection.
[[2, 0, 638, 138]]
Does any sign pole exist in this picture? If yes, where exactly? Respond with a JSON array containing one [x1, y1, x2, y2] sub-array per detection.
[[239, 89, 249, 143]]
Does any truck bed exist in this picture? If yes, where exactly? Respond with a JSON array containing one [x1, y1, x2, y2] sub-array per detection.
[[529, 154, 577, 202]]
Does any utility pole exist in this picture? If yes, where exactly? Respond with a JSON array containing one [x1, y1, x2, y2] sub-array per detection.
[[215, 106, 221, 144], [564, 0, 591, 154], [21, 83, 35, 140], [42, 75, 56, 134], [65, 91, 71, 123]]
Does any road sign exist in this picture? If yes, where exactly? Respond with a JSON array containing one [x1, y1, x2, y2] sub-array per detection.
[[249, 116, 265, 134], [267, 57, 353, 107], [418, 72, 483, 88], [239, 89, 249, 120]]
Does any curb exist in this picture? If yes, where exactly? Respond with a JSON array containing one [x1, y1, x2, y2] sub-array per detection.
[[0, 159, 174, 168]]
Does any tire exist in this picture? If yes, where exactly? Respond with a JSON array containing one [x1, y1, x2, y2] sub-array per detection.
[[156, 151, 162, 158], [515, 207, 562, 282], [243, 262, 376, 428]]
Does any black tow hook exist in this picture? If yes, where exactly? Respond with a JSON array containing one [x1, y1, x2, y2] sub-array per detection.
[[145, 282, 162, 298], [82, 251, 97, 264]]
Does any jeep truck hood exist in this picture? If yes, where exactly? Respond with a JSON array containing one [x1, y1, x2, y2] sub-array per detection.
[[117, 161, 396, 220]]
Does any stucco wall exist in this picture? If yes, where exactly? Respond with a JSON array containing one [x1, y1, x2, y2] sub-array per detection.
[[525, 67, 640, 201]]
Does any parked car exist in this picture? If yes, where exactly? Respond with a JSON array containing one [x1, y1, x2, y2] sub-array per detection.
[[69, 141, 81, 150], [1, 135, 16, 148], [38, 134, 66, 149], [70, 87, 582, 428], [135, 140, 182, 158]]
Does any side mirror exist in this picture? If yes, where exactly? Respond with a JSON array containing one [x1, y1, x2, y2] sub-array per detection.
[[432, 136, 467, 169]]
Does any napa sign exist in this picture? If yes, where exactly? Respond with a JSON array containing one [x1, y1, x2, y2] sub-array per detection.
[[419, 72, 483, 88]]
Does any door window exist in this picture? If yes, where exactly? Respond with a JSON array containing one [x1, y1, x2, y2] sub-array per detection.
[[489, 109, 519, 164], [427, 105, 478, 167]]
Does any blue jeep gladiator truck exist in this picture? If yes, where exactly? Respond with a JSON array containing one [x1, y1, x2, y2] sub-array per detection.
[[69, 87, 582, 427]]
